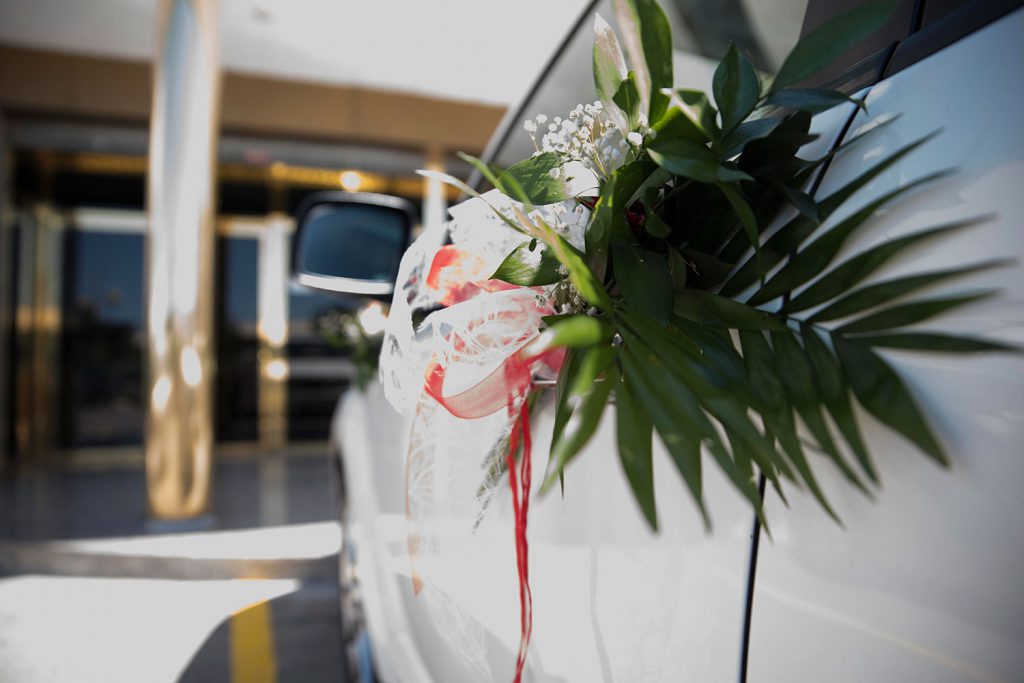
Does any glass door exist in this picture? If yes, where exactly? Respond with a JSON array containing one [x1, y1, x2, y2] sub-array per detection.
[[215, 229, 260, 442], [60, 211, 146, 448]]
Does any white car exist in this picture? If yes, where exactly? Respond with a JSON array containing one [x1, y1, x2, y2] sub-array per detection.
[[295, 0, 1024, 680]]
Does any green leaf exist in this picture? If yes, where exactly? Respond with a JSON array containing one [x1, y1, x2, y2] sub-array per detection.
[[614, 371, 658, 529], [737, 110, 814, 177], [771, 330, 868, 497], [717, 165, 756, 183], [737, 330, 787, 412], [784, 219, 990, 315], [717, 182, 760, 257], [772, 1, 898, 90], [496, 152, 571, 205], [525, 315, 615, 356], [644, 211, 672, 238], [747, 170, 949, 306], [617, 0, 673, 123], [618, 345, 711, 526], [416, 169, 529, 237], [775, 184, 820, 224], [627, 313, 789, 495], [614, 71, 643, 130], [491, 240, 564, 286], [552, 348, 584, 448], [722, 117, 781, 158], [739, 330, 836, 515], [719, 132, 942, 298], [611, 0, 648, 118], [673, 320, 748, 389], [542, 346, 616, 491], [680, 248, 735, 289], [612, 243, 673, 323], [667, 245, 689, 291], [648, 140, 752, 183], [832, 335, 948, 465], [856, 333, 1018, 353], [765, 88, 865, 113], [836, 293, 995, 334], [538, 221, 611, 311], [456, 151, 504, 190], [587, 158, 658, 278], [811, 262, 1002, 322], [800, 323, 877, 482], [713, 43, 761, 134], [653, 105, 710, 144], [593, 13, 630, 130], [673, 290, 787, 331], [648, 140, 720, 182], [618, 315, 770, 526], [666, 89, 719, 138]]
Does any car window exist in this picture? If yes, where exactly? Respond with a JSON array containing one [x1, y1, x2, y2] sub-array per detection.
[[489, 0, 809, 171]]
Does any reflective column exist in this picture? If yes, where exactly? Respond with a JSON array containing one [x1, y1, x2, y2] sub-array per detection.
[[423, 145, 448, 233], [145, 0, 221, 519], [257, 214, 290, 450]]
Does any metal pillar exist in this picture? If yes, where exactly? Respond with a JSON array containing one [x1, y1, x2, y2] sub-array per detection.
[[422, 146, 448, 233], [145, 0, 221, 519], [12, 205, 63, 465], [257, 214, 290, 450]]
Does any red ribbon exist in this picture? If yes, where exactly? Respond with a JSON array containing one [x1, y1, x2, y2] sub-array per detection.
[[417, 249, 564, 681], [425, 348, 536, 683]]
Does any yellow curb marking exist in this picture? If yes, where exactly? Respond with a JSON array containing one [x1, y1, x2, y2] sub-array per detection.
[[231, 599, 277, 683]]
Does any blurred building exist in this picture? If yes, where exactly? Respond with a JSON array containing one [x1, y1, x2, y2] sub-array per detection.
[[0, 3, 508, 472]]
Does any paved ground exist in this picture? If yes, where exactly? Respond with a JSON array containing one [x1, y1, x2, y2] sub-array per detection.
[[0, 451, 348, 683]]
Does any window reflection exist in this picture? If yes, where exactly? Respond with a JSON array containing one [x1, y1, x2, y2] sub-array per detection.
[[286, 284, 360, 441], [61, 231, 145, 447], [215, 236, 260, 442]]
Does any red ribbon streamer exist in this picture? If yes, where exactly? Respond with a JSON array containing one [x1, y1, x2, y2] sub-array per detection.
[[424, 348, 536, 682], [502, 397, 533, 683]]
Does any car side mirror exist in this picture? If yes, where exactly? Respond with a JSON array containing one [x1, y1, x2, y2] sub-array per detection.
[[292, 191, 415, 297]]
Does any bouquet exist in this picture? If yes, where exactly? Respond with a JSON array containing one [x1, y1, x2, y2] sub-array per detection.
[[379, 1, 1012, 679]]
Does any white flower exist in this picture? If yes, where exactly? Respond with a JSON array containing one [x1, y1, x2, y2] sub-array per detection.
[[627, 132, 643, 147], [536, 114, 548, 124], [524, 120, 537, 134]]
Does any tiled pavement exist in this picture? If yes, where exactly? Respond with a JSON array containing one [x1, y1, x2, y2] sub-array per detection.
[[0, 450, 348, 683]]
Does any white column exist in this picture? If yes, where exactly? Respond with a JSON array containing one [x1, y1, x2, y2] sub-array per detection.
[[145, 0, 221, 520]]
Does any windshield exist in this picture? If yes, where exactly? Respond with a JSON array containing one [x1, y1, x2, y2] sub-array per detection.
[[487, 0, 808, 173]]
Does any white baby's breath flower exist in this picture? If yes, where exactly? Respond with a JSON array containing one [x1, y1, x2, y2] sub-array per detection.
[[524, 120, 537, 133], [536, 114, 548, 124]]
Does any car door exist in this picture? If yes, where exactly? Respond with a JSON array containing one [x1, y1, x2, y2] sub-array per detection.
[[329, 2, 852, 682], [747, 5, 1024, 681]]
